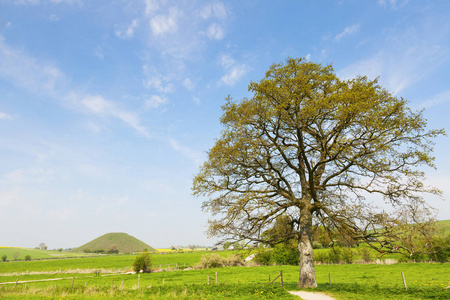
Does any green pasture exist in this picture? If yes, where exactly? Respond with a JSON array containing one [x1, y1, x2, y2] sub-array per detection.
[[1, 259, 449, 299], [0, 250, 242, 274], [0, 247, 94, 261]]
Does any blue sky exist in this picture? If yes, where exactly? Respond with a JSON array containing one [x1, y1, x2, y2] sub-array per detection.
[[0, 0, 449, 249]]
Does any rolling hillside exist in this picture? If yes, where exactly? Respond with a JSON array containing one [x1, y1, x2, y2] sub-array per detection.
[[73, 233, 155, 253]]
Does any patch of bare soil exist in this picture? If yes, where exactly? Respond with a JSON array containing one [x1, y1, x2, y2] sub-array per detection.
[[288, 290, 336, 300]]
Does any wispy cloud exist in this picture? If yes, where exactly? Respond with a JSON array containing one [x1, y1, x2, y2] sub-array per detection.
[[200, 1, 227, 20], [335, 24, 360, 41], [115, 19, 139, 39], [150, 8, 179, 36], [338, 22, 450, 94], [145, 95, 167, 109], [76, 94, 151, 137], [169, 138, 203, 165], [206, 23, 225, 40], [0, 112, 15, 120], [0, 36, 66, 94], [0, 36, 151, 138], [416, 90, 450, 109], [218, 54, 248, 86]]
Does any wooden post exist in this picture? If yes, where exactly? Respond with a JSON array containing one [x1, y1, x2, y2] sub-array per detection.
[[121, 280, 124, 289], [85, 282, 87, 288], [138, 274, 140, 288], [402, 272, 407, 290], [163, 278, 165, 286], [329, 273, 332, 288], [215, 272, 218, 284], [207, 275, 210, 285], [14, 278, 18, 288], [72, 277, 74, 288], [269, 274, 271, 283], [280, 271, 283, 287]]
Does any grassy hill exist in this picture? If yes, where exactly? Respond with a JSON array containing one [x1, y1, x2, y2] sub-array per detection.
[[437, 219, 450, 235], [73, 233, 155, 253]]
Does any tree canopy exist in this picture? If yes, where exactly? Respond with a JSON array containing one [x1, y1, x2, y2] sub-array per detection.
[[192, 58, 445, 288]]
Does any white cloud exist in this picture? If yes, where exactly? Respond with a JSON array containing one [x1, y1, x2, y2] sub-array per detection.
[[143, 65, 175, 93], [169, 138, 203, 165], [144, 0, 160, 16], [115, 19, 139, 39], [150, 8, 179, 36], [218, 54, 248, 86], [377, 0, 408, 9], [338, 23, 449, 94], [335, 24, 360, 41], [76, 94, 150, 137], [200, 1, 227, 20], [206, 23, 224, 40], [0, 36, 66, 93], [192, 96, 201, 105], [0, 112, 15, 120], [145, 95, 167, 108], [182, 77, 194, 90], [416, 90, 450, 110], [93, 46, 103, 60]]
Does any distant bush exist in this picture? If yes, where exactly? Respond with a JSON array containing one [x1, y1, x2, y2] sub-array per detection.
[[1, 255, 6, 262], [312, 242, 322, 249], [133, 252, 152, 273], [254, 250, 272, 266], [24, 255, 31, 261], [195, 253, 245, 269], [328, 247, 343, 264], [358, 247, 372, 263], [272, 244, 299, 265], [314, 250, 328, 264], [342, 248, 354, 264], [226, 254, 245, 266]]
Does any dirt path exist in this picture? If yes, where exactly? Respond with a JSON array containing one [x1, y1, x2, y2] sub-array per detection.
[[289, 291, 336, 300]]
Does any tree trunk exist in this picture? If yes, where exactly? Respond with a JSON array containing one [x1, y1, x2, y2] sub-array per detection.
[[298, 204, 317, 288]]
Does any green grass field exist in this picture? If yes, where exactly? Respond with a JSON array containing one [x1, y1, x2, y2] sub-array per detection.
[[0, 250, 449, 299]]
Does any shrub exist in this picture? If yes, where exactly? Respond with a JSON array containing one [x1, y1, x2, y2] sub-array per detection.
[[226, 254, 244, 266], [358, 247, 372, 263], [272, 243, 299, 265], [196, 254, 224, 269], [24, 255, 31, 261], [1, 255, 6, 262], [133, 252, 152, 273], [253, 250, 272, 266], [328, 247, 342, 264], [314, 250, 328, 264], [342, 247, 354, 264], [312, 242, 322, 249]]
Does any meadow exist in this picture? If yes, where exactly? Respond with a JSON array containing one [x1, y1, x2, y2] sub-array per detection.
[[0, 249, 448, 299]]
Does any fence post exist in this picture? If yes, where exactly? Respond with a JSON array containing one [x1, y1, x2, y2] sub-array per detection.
[[14, 278, 18, 288], [329, 273, 332, 288], [215, 272, 218, 284], [401, 272, 407, 290], [280, 271, 283, 287], [138, 274, 140, 288], [163, 278, 165, 286]]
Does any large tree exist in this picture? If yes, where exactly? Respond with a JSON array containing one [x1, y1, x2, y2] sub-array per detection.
[[192, 58, 444, 288]]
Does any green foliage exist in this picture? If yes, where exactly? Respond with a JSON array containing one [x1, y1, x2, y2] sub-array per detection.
[[1, 255, 6, 262], [253, 250, 272, 266], [342, 248, 354, 264], [328, 247, 343, 264], [133, 252, 152, 273], [24, 255, 31, 261], [272, 244, 299, 266], [358, 247, 372, 263], [195, 253, 245, 269]]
